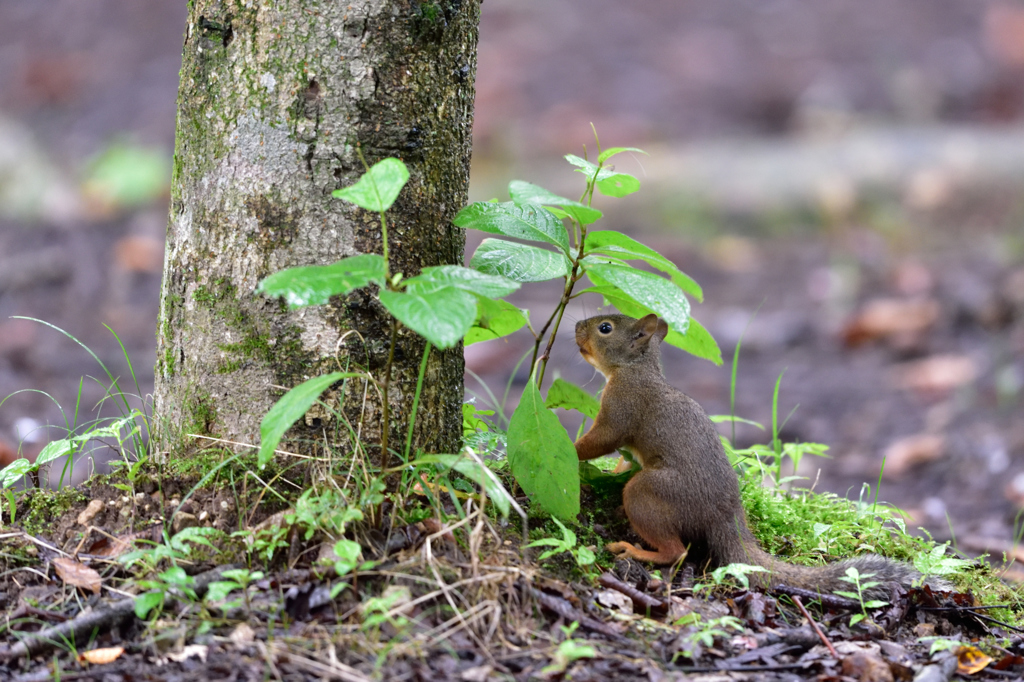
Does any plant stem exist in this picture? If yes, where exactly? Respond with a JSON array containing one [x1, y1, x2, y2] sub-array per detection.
[[380, 317, 398, 472], [404, 341, 432, 463]]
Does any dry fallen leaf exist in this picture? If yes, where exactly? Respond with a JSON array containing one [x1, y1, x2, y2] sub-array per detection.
[[78, 646, 124, 665], [77, 499, 105, 526], [87, 530, 149, 559], [52, 556, 102, 594], [841, 651, 894, 682], [957, 645, 993, 675], [842, 298, 939, 347], [891, 354, 977, 395], [167, 644, 209, 663], [882, 434, 946, 479], [230, 622, 256, 647]]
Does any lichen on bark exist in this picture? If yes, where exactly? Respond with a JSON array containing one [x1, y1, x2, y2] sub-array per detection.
[[155, 0, 479, 461]]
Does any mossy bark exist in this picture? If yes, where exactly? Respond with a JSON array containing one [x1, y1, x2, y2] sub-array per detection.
[[155, 0, 478, 460]]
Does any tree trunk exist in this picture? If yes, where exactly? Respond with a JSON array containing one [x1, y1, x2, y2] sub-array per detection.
[[154, 0, 477, 461]]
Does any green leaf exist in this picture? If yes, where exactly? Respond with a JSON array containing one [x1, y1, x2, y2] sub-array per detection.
[[584, 230, 703, 301], [259, 372, 358, 466], [583, 262, 690, 334], [508, 180, 603, 225], [258, 254, 387, 309], [667, 317, 721, 365], [409, 454, 514, 517], [36, 439, 74, 466], [379, 286, 476, 349], [507, 375, 580, 521], [83, 142, 170, 209], [470, 238, 570, 283], [579, 281, 721, 364], [466, 298, 528, 345], [135, 591, 164, 619], [545, 378, 600, 419], [576, 545, 596, 566], [404, 265, 519, 299], [333, 539, 363, 575], [454, 201, 570, 254], [597, 146, 647, 164], [564, 154, 640, 198], [331, 157, 409, 212], [205, 581, 240, 603], [596, 173, 640, 198], [0, 458, 33, 488]]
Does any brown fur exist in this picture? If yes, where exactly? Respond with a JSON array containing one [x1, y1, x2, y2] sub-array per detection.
[[575, 313, 925, 596]]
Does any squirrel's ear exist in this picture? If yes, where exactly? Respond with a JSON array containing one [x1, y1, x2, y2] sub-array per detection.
[[633, 314, 664, 348], [655, 318, 669, 341], [637, 314, 660, 336]]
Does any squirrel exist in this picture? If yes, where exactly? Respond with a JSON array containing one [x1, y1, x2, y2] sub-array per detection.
[[574, 313, 928, 596]]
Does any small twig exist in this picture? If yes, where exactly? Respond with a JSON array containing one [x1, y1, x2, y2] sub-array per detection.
[[791, 595, 837, 658], [597, 572, 668, 616]]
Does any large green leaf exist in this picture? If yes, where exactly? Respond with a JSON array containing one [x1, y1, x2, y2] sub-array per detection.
[[258, 254, 387, 309], [410, 454, 513, 518], [379, 286, 476, 349], [454, 201, 570, 254], [666, 317, 721, 365], [579, 284, 721, 364], [466, 298, 528, 345], [404, 265, 519, 299], [584, 231, 703, 301], [584, 262, 690, 333], [507, 376, 580, 521], [508, 180, 603, 226], [545, 379, 600, 419], [259, 372, 361, 466], [332, 157, 409, 212], [470, 238, 569, 283], [564, 154, 640, 198]]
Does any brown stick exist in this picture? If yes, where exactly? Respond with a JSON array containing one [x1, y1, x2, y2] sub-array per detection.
[[597, 572, 668, 616], [791, 595, 837, 658]]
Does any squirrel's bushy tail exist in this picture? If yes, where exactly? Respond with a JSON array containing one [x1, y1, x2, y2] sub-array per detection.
[[725, 531, 923, 599]]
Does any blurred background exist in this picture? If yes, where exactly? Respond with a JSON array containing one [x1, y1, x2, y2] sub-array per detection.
[[0, 0, 1022, 567]]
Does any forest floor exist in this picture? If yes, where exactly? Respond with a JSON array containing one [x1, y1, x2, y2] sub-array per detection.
[[0, 448, 1021, 681]]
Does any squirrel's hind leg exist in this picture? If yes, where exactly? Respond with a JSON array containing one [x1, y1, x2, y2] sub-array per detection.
[[612, 469, 688, 564]]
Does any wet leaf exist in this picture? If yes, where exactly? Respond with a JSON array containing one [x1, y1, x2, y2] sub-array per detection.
[[258, 254, 387, 309], [470, 238, 569, 283], [454, 201, 570, 254], [379, 286, 477, 349], [508, 179, 602, 225], [404, 265, 519, 299], [584, 262, 691, 334], [584, 230, 702, 300]]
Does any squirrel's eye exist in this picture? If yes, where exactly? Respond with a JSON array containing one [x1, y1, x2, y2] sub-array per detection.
[[598, 322, 613, 334]]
